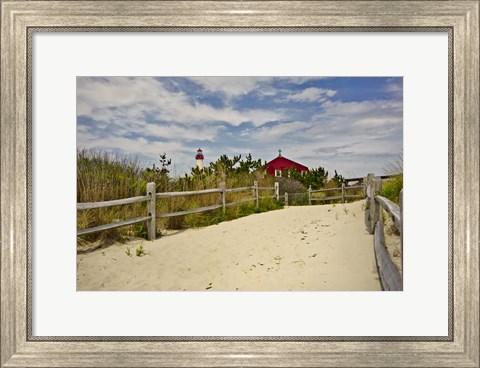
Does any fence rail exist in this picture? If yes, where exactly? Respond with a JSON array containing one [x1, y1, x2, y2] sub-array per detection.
[[282, 182, 365, 206], [156, 188, 222, 198], [76, 195, 150, 210], [77, 216, 151, 237], [225, 186, 252, 194], [364, 173, 403, 291], [77, 181, 279, 240]]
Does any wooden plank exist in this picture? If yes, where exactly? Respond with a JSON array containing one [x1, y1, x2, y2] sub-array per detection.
[[77, 195, 149, 210], [310, 187, 341, 193], [344, 185, 364, 190], [146, 182, 156, 240], [257, 186, 274, 190], [156, 188, 222, 198], [364, 197, 371, 232], [365, 173, 375, 234], [220, 182, 226, 214], [225, 198, 256, 208], [375, 195, 401, 231], [289, 192, 308, 197], [374, 220, 403, 291], [369, 176, 382, 234], [344, 195, 363, 199], [156, 204, 222, 218], [344, 176, 363, 183], [311, 195, 343, 201], [225, 186, 252, 193], [77, 216, 151, 236]]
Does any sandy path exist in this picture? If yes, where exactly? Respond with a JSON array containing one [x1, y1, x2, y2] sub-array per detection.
[[77, 201, 381, 291]]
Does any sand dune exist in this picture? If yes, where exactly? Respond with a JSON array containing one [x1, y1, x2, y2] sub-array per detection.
[[77, 200, 381, 291]]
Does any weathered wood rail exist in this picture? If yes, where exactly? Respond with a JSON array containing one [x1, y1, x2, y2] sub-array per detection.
[[364, 173, 403, 291], [77, 181, 279, 240]]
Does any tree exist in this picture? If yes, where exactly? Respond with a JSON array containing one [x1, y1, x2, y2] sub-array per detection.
[[332, 170, 344, 186], [282, 166, 329, 190], [158, 153, 172, 174], [144, 152, 172, 192]]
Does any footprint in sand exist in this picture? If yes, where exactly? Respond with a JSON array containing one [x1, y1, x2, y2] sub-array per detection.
[[290, 260, 305, 267]]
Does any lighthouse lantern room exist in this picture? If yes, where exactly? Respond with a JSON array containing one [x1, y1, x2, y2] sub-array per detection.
[[195, 148, 204, 170]]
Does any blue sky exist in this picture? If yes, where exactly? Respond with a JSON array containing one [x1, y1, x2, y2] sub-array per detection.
[[77, 76, 402, 178]]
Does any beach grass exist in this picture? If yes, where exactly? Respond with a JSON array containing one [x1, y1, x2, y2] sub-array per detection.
[[382, 175, 403, 204], [77, 149, 282, 247]]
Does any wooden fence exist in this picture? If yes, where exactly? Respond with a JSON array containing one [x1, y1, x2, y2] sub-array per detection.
[[77, 181, 279, 240], [283, 183, 365, 206], [309, 183, 365, 204], [282, 174, 399, 206], [364, 173, 403, 291]]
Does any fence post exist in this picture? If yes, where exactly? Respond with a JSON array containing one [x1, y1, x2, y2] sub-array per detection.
[[254, 180, 259, 208], [365, 173, 375, 234], [285, 192, 289, 206], [370, 176, 382, 231], [220, 181, 226, 214], [341, 183, 345, 203], [274, 182, 279, 201], [146, 182, 156, 240], [308, 185, 312, 205]]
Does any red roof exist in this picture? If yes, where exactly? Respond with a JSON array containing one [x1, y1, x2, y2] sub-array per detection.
[[266, 156, 309, 175]]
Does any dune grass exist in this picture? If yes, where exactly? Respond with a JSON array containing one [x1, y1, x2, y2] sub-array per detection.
[[77, 149, 282, 247], [381, 175, 403, 204]]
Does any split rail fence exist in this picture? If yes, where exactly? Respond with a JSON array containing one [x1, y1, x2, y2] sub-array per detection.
[[284, 183, 365, 206], [364, 173, 403, 291], [282, 174, 397, 206], [77, 181, 279, 240]]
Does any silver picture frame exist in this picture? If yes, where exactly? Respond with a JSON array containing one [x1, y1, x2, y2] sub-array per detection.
[[1, 1, 478, 366]]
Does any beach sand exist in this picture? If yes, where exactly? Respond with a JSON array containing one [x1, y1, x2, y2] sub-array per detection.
[[77, 200, 382, 291]]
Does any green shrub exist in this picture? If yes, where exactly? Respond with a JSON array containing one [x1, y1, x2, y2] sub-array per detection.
[[382, 175, 403, 204]]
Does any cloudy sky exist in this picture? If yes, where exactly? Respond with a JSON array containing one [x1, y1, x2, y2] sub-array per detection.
[[77, 76, 402, 178]]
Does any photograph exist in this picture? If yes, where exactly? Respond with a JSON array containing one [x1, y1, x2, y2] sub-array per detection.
[[2, 0, 478, 366], [76, 76, 403, 291]]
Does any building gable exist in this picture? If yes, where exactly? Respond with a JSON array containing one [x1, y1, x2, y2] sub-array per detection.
[[266, 155, 309, 176]]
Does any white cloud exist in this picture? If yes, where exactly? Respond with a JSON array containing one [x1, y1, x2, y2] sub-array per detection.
[[187, 77, 273, 98], [77, 77, 283, 128], [251, 121, 312, 142], [77, 77, 403, 177], [281, 87, 337, 103], [321, 99, 402, 117]]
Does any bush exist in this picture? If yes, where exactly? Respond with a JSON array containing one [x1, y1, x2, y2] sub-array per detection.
[[275, 177, 305, 195], [382, 175, 403, 204]]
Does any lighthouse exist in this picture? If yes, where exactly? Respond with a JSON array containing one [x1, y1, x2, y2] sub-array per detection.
[[195, 148, 204, 170]]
